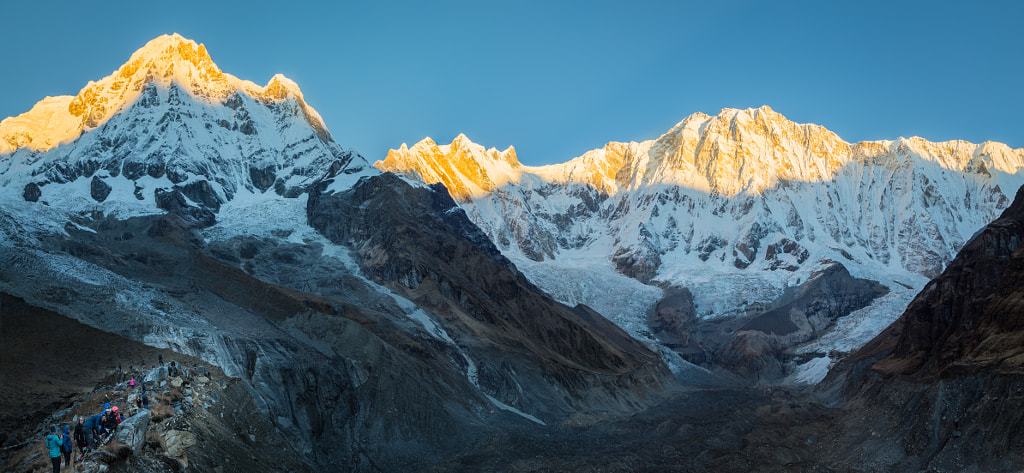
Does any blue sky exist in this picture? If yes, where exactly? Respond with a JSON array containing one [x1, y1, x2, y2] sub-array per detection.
[[1, 0, 1021, 165]]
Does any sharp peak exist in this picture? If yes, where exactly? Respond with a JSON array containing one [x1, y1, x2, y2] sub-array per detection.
[[411, 134, 478, 148], [0, 33, 330, 154], [129, 33, 215, 66], [143, 33, 197, 48], [666, 106, 832, 135], [711, 105, 781, 121]]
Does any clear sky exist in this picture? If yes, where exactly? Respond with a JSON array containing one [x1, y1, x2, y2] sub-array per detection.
[[0, 0, 1021, 165]]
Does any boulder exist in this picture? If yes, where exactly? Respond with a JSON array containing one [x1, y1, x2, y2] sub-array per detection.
[[163, 429, 196, 458], [170, 376, 183, 389], [145, 365, 169, 384], [116, 409, 151, 454]]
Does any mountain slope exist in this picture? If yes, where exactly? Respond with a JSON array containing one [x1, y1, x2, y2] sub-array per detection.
[[817, 185, 1024, 471]]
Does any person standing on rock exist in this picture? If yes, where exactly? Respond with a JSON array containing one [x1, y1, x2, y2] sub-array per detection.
[[45, 425, 61, 473], [61, 425, 73, 468], [74, 416, 87, 460], [159, 353, 163, 365]]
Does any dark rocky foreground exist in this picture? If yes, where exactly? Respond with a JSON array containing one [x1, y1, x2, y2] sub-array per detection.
[[0, 293, 847, 473], [0, 293, 312, 473]]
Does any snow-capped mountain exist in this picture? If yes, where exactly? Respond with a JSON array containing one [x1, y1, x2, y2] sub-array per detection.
[[0, 33, 367, 216], [377, 107, 1024, 382], [0, 34, 676, 471]]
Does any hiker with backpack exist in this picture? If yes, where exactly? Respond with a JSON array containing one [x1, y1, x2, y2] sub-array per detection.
[[45, 425, 61, 473], [61, 426, 73, 468]]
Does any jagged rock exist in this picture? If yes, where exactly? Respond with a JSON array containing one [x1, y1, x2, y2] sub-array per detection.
[[91, 176, 112, 202], [145, 365, 169, 384], [23, 182, 41, 202], [181, 180, 223, 211], [659, 262, 887, 382], [739, 263, 888, 345], [153, 188, 216, 229], [116, 410, 151, 454], [649, 287, 699, 353]]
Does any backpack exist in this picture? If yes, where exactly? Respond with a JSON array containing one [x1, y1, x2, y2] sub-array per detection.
[[62, 433, 72, 452]]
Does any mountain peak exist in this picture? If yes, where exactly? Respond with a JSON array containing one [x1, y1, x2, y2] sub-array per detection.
[[381, 107, 1024, 202], [0, 34, 325, 154], [377, 134, 521, 201], [133, 33, 214, 65]]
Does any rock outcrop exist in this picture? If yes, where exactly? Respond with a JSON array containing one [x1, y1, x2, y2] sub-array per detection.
[[116, 410, 151, 454], [650, 262, 887, 383]]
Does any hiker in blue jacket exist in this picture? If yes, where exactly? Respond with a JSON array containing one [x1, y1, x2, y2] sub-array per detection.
[[45, 425, 61, 473], [61, 425, 73, 468], [82, 413, 102, 449]]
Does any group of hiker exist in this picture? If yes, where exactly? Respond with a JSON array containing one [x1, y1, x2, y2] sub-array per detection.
[[41, 357, 173, 473], [44, 402, 123, 473]]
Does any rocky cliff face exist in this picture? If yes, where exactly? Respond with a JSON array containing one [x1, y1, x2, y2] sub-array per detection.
[[307, 173, 675, 418]]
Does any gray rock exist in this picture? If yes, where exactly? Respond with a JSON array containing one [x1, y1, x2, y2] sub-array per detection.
[[163, 429, 196, 458], [23, 182, 41, 202], [90, 176, 112, 202], [145, 365, 168, 384], [116, 409, 151, 454]]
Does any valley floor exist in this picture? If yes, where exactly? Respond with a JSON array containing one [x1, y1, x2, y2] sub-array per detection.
[[427, 385, 846, 473]]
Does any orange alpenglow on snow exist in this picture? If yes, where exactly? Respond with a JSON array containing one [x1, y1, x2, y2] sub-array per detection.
[[378, 106, 1024, 199], [0, 33, 327, 155]]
